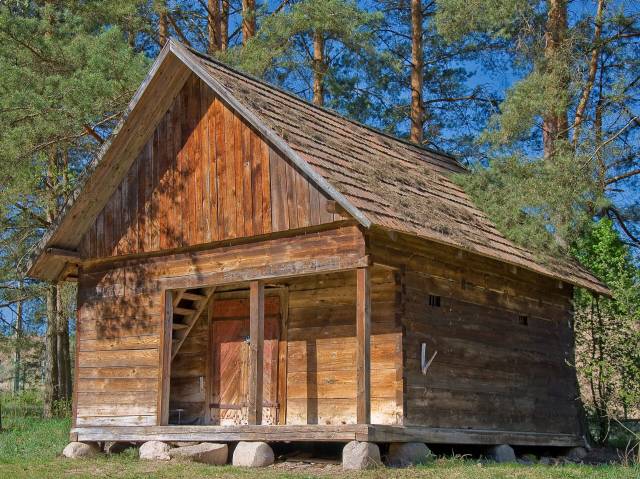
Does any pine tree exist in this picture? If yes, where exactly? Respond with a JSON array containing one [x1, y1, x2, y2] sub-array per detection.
[[0, 2, 147, 414]]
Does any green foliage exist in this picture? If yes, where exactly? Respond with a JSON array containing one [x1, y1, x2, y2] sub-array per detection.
[[225, 0, 381, 76], [435, 0, 533, 42], [453, 152, 601, 254], [220, 0, 386, 120], [572, 219, 640, 443]]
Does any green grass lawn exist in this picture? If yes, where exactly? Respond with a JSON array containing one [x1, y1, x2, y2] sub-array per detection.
[[0, 417, 638, 479]]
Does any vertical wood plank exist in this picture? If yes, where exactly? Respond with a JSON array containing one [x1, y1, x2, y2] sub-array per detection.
[[233, 114, 245, 237], [277, 288, 289, 425], [223, 103, 237, 238], [204, 302, 213, 424], [158, 290, 173, 425], [206, 87, 219, 243], [261, 140, 272, 234], [200, 80, 212, 243], [248, 280, 264, 425], [284, 160, 298, 230], [356, 267, 371, 424], [269, 150, 288, 232], [242, 123, 254, 237], [250, 130, 263, 236]]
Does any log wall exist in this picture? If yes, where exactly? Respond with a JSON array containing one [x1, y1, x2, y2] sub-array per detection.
[[285, 266, 403, 425], [79, 73, 338, 260], [75, 225, 366, 428], [370, 231, 581, 435]]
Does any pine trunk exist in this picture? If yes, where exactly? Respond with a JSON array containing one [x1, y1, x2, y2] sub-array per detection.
[[542, 0, 569, 159], [410, 0, 424, 144], [56, 287, 72, 402], [157, 1, 169, 46], [312, 30, 325, 106], [13, 292, 23, 393], [44, 283, 59, 418], [242, 0, 256, 45], [221, 0, 229, 51], [208, 0, 221, 53]]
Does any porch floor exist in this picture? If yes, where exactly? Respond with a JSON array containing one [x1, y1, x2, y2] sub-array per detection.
[[71, 424, 582, 447]]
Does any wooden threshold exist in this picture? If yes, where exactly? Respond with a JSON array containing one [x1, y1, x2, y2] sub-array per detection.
[[71, 424, 582, 446]]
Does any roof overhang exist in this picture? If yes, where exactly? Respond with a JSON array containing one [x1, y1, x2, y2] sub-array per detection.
[[26, 40, 370, 281]]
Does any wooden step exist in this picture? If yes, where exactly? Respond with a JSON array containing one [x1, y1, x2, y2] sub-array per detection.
[[172, 323, 188, 330], [174, 307, 196, 316], [181, 292, 207, 301]]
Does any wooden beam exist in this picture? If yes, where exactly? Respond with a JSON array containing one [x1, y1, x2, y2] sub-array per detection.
[[47, 247, 83, 263], [248, 280, 264, 425], [356, 267, 371, 424], [158, 290, 173, 425]]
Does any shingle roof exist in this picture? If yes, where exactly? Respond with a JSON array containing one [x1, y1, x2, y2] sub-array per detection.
[[26, 40, 608, 294], [188, 48, 608, 294]]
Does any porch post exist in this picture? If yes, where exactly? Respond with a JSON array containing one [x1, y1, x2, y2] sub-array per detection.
[[248, 280, 264, 425], [159, 290, 173, 425], [356, 267, 371, 424]]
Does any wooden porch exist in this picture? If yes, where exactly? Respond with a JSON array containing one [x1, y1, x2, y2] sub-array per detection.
[[70, 424, 582, 447]]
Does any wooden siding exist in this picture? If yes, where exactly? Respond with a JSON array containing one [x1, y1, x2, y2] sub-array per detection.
[[285, 267, 403, 425], [369, 231, 581, 435], [79, 73, 338, 261], [75, 225, 366, 428]]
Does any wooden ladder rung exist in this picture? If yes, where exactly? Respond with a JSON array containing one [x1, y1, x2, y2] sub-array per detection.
[[174, 307, 196, 316], [181, 292, 206, 301], [172, 323, 188, 330]]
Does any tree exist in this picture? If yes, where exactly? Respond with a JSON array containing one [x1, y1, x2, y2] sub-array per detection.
[[572, 218, 640, 443], [0, 2, 147, 414], [409, 0, 424, 143], [437, 0, 640, 252], [224, 0, 382, 108]]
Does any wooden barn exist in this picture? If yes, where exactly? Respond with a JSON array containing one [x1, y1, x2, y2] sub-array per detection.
[[27, 40, 607, 451]]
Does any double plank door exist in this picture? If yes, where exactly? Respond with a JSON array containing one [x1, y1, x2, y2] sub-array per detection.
[[209, 293, 282, 425]]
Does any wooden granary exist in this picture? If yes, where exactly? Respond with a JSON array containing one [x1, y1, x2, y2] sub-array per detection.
[[28, 40, 607, 448]]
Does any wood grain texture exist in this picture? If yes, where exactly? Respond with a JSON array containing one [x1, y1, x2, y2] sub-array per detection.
[[248, 281, 264, 425], [79, 73, 337, 261], [368, 231, 582, 436]]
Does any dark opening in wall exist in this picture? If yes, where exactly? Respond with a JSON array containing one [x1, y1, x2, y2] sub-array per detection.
[[518, 315, 529, 326], [428, 295, 441, 307]]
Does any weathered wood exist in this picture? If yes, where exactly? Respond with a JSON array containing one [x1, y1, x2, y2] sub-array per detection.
[[70, 423, 582, 446], [248, 281, 264, 425], [356, 267, 371, 424], [171, 286, 215, 360], [158, 291, 173, 425], [76, 72, 343, 263], [277, 288, 289, 425]]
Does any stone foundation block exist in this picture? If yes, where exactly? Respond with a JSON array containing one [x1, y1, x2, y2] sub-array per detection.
[[62, 442, 100, 459], [139, 441, 171, 461], [487, 444, 516, 463], [386, 442, 431, 467], [342, 441, 382, 470], [169, 442, 228, 465], [232, 441, 275, 467]]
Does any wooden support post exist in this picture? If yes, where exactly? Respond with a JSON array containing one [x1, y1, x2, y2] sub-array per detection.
[[248, 280, 264, 425], [356, 267, 371, 424], [159, 290, 173, 425]]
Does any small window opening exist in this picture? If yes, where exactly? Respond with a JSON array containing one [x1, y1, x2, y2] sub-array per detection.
[[518, 315, 529, 326], [428, 295, 441, 307]]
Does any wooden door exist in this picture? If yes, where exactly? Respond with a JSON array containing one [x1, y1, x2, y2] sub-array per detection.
[[209, 295, 281, 425]]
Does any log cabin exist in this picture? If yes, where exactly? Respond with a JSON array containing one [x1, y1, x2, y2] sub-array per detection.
[[27, 40, 608, 449]]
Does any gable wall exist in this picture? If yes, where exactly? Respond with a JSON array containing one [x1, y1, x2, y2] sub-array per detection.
[[369, 231, 582, 435], [79, 73, 338, 260]]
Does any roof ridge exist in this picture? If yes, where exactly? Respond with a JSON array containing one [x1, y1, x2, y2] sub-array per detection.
[[182, 44, 462, 165]]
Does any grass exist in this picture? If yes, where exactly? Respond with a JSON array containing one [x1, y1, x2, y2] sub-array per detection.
[[0, 417, 639, 479]]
